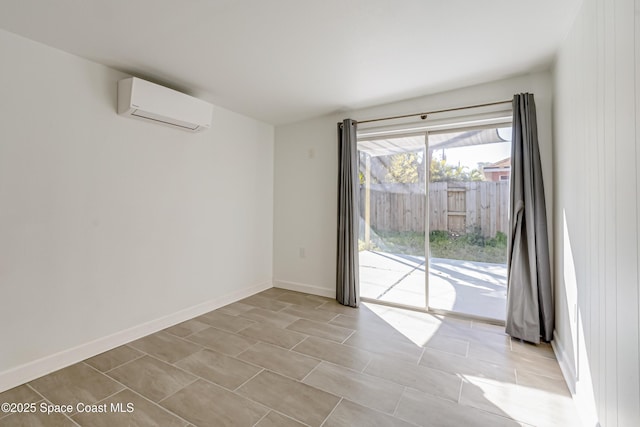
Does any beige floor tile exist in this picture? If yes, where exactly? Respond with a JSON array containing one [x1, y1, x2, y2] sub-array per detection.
[[237, 342, 319, 380], [29, 363, 123, 409], [238, 307, 300, 328], [164, 318, 211, 337], [0, 384, 41, 404], [420, 348, 516, 383], [72, 388, 187, 427], [184, 326, 257, 356], [256, 287, 289, 298], [216, 301, 255, 316], [375, 310, 443, 335], [239, 295, 290, 311], [510, 339, 556, 360], [328, 313, 399, 338], [396, 387, 521, 427], [316, 300, 374, 317], [516, 370, 571, 396], [343, 331, 424, 364], [471, 321, 508, 335], [106, 356, 195, 402], [511, 353, 564, 380], [237, 370, 340, 427], [433, 315, 473, 329], [458, 327, 512, 348], [161, 379, 268, 427], [0, 411, 77, 427], [175, 349, 262, 390], [364, 356, 462, 402], [292, 336, 372, 372], [423, 334, 469, 357], [459, 377, 580, 427], [255, 411, 307, 427], [303, 362, 404, 414], [275, 292, 326, 308], [286, 318, 354, 343], [467, 341, 516, 365], [238, 323, 307, 349], [195, 310, 256, 333], [129, 331, 202, 363], [4, 290, 574, 427], [0, 385, 42, 422], [323, 399, 416, 427], [84, 345, 144, 372], [281, 305, 338, 322]]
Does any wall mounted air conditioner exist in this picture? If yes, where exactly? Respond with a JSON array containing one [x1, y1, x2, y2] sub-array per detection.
[[117, 77, 213, 132]]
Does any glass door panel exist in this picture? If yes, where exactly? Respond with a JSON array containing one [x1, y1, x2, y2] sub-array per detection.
[[358, 135, 427, 308], [427, 126, 511, 321]]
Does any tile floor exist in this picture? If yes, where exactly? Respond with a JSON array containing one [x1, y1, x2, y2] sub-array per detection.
[[0, 288, 579, 427]]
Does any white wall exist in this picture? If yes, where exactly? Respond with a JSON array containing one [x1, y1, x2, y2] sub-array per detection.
[[274, 72, 553, 297], [0, 29, 274, 390], [552, 0, 640, 425]]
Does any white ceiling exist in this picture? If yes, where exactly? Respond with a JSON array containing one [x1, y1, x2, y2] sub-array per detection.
[[0, 0, 581, 125]]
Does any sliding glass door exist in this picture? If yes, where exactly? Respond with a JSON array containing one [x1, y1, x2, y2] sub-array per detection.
[[358, 124, 512, 322]]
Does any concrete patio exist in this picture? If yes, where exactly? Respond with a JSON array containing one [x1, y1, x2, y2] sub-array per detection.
[[359, 250, 507, 320]]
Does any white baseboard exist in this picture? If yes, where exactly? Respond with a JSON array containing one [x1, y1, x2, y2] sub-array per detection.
[[0, 281, 272, 393], [273, 280, 335, 299], [552, 330, 601, 427], [551, 330, 576, 395]]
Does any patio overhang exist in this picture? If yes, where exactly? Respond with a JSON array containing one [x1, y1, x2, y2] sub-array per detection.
[[358, 127, 509, 157]]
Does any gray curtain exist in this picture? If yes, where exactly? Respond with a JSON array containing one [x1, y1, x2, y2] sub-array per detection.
[[506, 94, 553, 343], [336, 119, 359, 307]]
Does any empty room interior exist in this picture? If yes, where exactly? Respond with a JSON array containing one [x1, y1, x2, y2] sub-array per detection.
[[0, 1, 639, 426]]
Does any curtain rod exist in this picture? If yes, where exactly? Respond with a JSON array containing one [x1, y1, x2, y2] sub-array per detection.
[[354, 99, 513, 125]]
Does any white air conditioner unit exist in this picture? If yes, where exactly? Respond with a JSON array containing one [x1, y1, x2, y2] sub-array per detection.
[[117, 77, 213, 132]]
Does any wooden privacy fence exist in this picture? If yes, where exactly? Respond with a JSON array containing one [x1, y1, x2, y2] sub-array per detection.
[[360, 181, 510, 237]]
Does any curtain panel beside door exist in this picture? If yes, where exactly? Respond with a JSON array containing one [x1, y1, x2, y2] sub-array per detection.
[[336, 119, 360, 307], [506, 93, 554, 343]]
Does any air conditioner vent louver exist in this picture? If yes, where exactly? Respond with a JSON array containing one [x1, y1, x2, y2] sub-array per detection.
[[117, 77, 213, 133]]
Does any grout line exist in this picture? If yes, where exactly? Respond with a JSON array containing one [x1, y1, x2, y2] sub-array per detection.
[[233, 368, 265, 392], [260, 409, 314, 427], [12, 289, 557, 426], [87, 387, 126, 406], [340, 328, 357, 344], [299, 360, 323, 383], [290, 335, 310, 352], [245, 366, 312, 385], [327, 313, 340, 322], [233, 322, 258, 334], [251, 410, 270, 427], [81, 362, 194, 426], [319, 397, 342, 427], [463, 341, 470, 358], [392, 386, 406, 416], [24, 383, 47, 401], [156, 377, 200, 404], [102, 352, 147, 374], [360, 355, 373, 373], [3, 385, 46, 422], [66, 414, 83, 427], [61, 362, 195, 424]]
